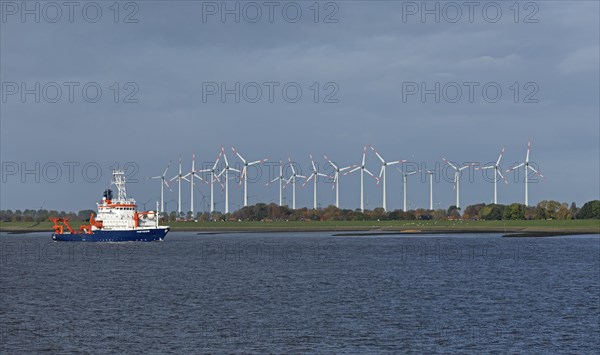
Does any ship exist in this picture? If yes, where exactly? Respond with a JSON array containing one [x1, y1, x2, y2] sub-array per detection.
[[50, 170, 169, 242]]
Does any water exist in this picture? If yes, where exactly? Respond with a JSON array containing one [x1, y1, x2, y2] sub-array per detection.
[[1, 232, 598, 354]]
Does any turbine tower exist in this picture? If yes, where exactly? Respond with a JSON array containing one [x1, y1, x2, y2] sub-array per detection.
[[284, 157, 306, 210], [182, 153, 207, 218], [231, 147, 267, 207], [396, 167, 419, 212], [370, 145, 406, 211], [217, 146, 240, 214], [146, 160, 171, 214], [323, 155, 354, 208], [426, 169, 435, 210], [303, 154, 328, 210], [344, 146, 379, 212], [442, 158, 475, 209], [266, 160, 285, 206], [195, 150, 224, 213], [169, 156, 189, 217], [478, 147, 508, 204], [507, 140, 543, 206]]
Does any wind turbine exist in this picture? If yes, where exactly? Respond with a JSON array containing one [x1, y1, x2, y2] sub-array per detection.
[[284, 157, 306, 210], [146, 161, 171, 214], [323, 155, 354, 208], [396, 167, 419, 212], [507, 140, 543, 206], [266, 160, 285, 206], [442, 158, 475, 209], [344, 146, 379, 212], [217, 146, 240, 214], [303, 154, 328, 210], [231, 147, 267, 207], [370, 145, 406, 211], [182, 153, 207, 218], [196, 150, 224, 213], [477, 147, 508, 204], [169, 156, 189, 218], [425, 169, 435, 210]]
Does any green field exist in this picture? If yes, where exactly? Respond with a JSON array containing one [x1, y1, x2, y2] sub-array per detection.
[[2, 219, 598, 234]]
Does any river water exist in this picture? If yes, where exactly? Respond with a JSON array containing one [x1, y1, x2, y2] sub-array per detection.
[[1, 232, 598, 353]]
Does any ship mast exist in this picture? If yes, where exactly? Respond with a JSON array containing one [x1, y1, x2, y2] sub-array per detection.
[[112, 170, 127, 201]]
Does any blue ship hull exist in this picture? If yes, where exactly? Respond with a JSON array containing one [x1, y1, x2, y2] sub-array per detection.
[[52, 228, 169, 242]]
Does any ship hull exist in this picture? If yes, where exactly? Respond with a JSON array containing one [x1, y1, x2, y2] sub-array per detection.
[[52, 228, 169, 242]]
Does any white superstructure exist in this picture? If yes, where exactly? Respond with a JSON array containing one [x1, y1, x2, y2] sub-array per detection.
[[94, 170, 159, 231]]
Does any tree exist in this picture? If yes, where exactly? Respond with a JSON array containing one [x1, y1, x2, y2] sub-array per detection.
[[537, 200, 562, 219], [577, 200, 600, 219], [464, 204, 486, 220], [555, 204, 572, 220], [503, 203, 525, 220], [433, 209, 446, 220], [447, 205, 461, 220], [480, 204, 505, 220], [569, 202, 578, 218], [524, 206, 537, 220]]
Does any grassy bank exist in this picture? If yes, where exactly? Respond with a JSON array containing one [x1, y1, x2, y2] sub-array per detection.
[[1, 219, 598, 234]]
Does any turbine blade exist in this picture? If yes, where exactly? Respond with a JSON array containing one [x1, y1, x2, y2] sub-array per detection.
[[496, 147, 505, 166], [526, 140, 531, 163], [388, 160, 405, 166], [507, 163, 525, 172], [231, 146, 246, 164], [162, 161, 172, 177], [194, 175, 207, 184], [459, 163, 475, 171], [302, 173, 315, 186], [212, 151, 222, 171], [442, 158, 458, 170], [288, 157, 296, 175], [324, 155, 338, 170], [497, 169, 508, 184], [239, 167, 247, 185], [369, 145, 385, 164], [528, 165, 544, 178], [222, 147, 229, 166], [248, 159, 265, 166], [309, 154, 317, 172], [344, 166, 360, 175], [362, 146, 367, 166]]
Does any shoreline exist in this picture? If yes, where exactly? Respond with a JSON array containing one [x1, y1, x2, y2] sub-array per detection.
[[2, 225, 598, 237]]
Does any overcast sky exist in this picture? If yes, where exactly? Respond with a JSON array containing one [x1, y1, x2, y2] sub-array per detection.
[[1, 0, 598, 212]]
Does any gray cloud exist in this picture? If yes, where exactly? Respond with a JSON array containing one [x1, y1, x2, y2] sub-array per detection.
[[1, 1, 598, 211]]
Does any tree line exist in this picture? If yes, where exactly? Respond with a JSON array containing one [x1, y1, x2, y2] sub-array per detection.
[[1, 200, 598, 223]]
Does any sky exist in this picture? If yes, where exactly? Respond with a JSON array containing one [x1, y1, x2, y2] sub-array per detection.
[[1, 0, 599, 213]]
